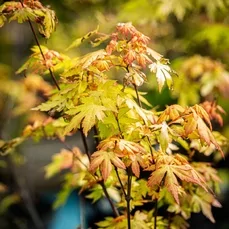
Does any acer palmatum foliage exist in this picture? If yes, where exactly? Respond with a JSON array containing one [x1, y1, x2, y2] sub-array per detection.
[[0, 2, 227, 228]]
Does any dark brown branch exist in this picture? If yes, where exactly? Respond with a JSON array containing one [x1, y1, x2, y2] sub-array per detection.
[[79, 129, 91, 162], [79, 127, 120, 217], [126, 166, 132, 229], [133, 84, 142, 108], [99, 180, 120, 217], [154, 199, 158, 229], [19, 0, 60, 90], [114, 167, 127, 197]]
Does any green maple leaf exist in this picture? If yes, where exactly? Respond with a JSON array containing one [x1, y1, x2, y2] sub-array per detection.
[[89, 150, 126, 181], [35, 8, 57, 39], [9, 7, 36, 23], [86, 185, 104, 203], [65, 98, 110, 136]]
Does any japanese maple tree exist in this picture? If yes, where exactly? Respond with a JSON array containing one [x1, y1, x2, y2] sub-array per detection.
[[0, 1, 227, 229]]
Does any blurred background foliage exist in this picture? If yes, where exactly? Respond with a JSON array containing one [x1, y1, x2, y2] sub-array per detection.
[[0, 0, 229, 228]]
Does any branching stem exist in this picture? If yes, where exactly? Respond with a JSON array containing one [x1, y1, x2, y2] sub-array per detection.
[[19, 0, 60, 90]]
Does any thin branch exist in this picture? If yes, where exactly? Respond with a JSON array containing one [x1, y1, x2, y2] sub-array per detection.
[[79, 128, 91, 162], [114, 167, 127, 197], [93, 126, 100, 146], [80, 127, 120, 217], [114, 111, 124, 138], [99, 180, 120, 217], [133, 84, 142, 108], [19, 0, 60, 90], [154, 199, 158, 229], [126, 166, 132, 229]]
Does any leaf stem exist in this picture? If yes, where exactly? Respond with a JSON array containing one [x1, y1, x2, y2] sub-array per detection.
[[19, 0, 60, 90]]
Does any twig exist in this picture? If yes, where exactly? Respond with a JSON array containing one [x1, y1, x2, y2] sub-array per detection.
[[133, 84, 142, 108], [114, 167, 127, 197], [126, 166, 132, 229], [154, 199, 158, 229], [99, 180, 120, 217], [79, 129, 91, 162], [19, 0, 60, 90], [79, 127, 120, 217], [7, 157, 45, 229]]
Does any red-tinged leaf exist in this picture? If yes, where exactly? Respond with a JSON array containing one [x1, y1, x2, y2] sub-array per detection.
[[193, 105, 212, 130], [147, 154, 208, 204], [111, 157, 126, 170], [97, 137, 147, 158], [102, 157, 113, 181], [157, 104, 185, 123], [131, 160, 140, 178], [196, 118, 224, 157], [89, 150, 125, 181], [89, 151, 105, 172], [197, 118, 211, 145]]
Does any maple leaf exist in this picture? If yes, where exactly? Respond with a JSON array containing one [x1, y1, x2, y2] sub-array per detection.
[[196, 117, 224, 157], [89, 150, 126, 181], [191, 188, 221, 223], [35, 8, 57, 39], [201, 101, 225, 126], [97, 137, 147, 177], [147, 154, 208, 204], [157, 104, 185, 123], [149, 58, 175, 92], [65, 96, 111, 136], [9, 7, 36, 23]]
